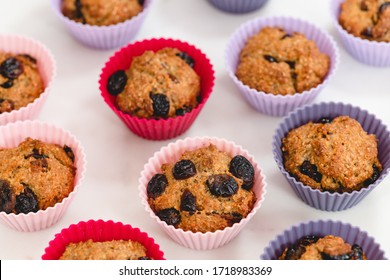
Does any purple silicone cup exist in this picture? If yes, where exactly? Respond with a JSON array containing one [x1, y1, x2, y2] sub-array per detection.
[[207, 0, 268, 14], [331, 0, 390, 67], [225, 16, 339, 117], [260, 220, 387, 260], [272, 102, 390, 211], [50, 0, 153, 50]]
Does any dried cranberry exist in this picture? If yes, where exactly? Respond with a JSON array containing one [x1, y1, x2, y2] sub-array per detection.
[[263, 55, 278, 63], [147, 174, 168, 199], [0, 57, 23, 79], [379, 2, 390, 14], [173, 160, 196, 180], [63, 145, 75, 162], [180, 189, 196, 214], [229, 155, 254, 190], [360, 1, 369, 11], [150, 93, 170, 118], [175, 106, 192, 116], [15, 186, 39, 214], [316, 117, 333, 124], [156, 208, 181, 226], [176, 52, 195, 68], [299, 160, 322, 183], [0, 79, 14, 88], [107, 70, 127, 96], [0, 179, 16, 214], [207, 174, 238, 197], [363, 164, 381, 187]]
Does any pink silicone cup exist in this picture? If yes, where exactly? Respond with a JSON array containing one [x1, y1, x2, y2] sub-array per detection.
[[272, 102, 390, 211], [331, 0, 390, 67], [99, 38, 215, 140], [138, 137, 267, 250], [0, 34, 56, 125], [41, 219, 165, 260], [260, 220, 387, 260], [0, 120, 87, 232], [207, 0, 269, 14], [50, 0, 154, 50], [225, 16, 339, 117]]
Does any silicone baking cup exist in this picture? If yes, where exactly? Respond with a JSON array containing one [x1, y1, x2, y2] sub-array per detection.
[[260, 220, 387, 260], [99, 38, 215, 140], [331, 0, 390, 67], [0, 34, 56, 125], [272, 102, 390, 211], [138, 137, 267, 250], [42, 219, 165, 260], [225, 16, 339, 117], [50, 0, 153, 50], [207, 0, 268, 14], [0, 121, 86, 231]]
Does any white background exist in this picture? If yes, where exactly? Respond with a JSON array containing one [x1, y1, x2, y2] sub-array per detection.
[[0, 0, 389, 260]]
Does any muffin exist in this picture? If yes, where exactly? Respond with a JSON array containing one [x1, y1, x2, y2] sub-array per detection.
[[147, 144, 256, 233], [61, 0, 143, 26], [278, 235, 366, 260], [282, 116, 382, 193], [338, 0, 390, 42], [236, 27, 330, 96], [112, 47, 201, 119], [207, 0, 268, 14]]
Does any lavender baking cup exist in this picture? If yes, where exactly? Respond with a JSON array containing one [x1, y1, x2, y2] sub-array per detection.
[[207, 0, 268, 14], [50, 0, 153, 50], [225, 16, 339, 117], [260, 220, 387, 260], [272, 102, 390, 211], [138, 137, 267, 250], [331, 0, 390, 67], [99, 38, 215, 141], [0, 34, 56, 125], [0, 121, 86, 232], [42, 219, 165, 260]]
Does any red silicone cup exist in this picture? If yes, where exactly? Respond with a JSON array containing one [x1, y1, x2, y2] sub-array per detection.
[[99, 38, 215, 141], [41, 219, 165, 260]]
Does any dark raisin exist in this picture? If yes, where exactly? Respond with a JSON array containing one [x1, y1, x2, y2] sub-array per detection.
[[299, 160, 322, 183], [25, 148, 48, 160], [176, 52, 195, 68], [379, 2, 390, 14], [0, 57, 23, 79], [173, 159, 196, 180], [147, 174, 168, 199], [351, 244, 364, 260], [363, 164, 381, 187], [63, 145, 75, 162], [21, 54, 37, 64], [175, 106, 192, 116], [138, 0, 145, 6], [224, 212, 243, 226], [138, 256, 151, 260], [207, 174, 238, 197], [156, 208, 181, 226], [107, 70, 127, 96], [284, 235, 319, 260], [360, 1, 369, 11], [281, 33, 292, 40], [229, 155, 254, 190], [180, 189, 196, 214], [150, 93, 170, 118], [196, 94, 202, 104], [168, 73, 179, 83], [361, 27, 373, 38], [0, 179, 16, 214], [0, 79, 14, 88], [263, 55, 278, 63], [316, 117, 333, 124], [0, 99, 15, 113], [30, 158, 48, 172], [286, 61, 295, 69], [75, 0, 84, 19], [15, 186, 39, 214]]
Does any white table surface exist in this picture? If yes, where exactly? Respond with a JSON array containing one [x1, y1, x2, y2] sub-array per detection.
[[0, 0, 389, 260]]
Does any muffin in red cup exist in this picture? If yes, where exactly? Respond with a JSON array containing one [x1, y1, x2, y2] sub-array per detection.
[[99, 38, 215, 140], [42, 219, 165, 260]]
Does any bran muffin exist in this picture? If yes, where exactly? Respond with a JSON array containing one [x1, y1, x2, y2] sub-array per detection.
[[112, 47, 201, 119], [236, 27, 330, 95], [281, 116, 382, 193], [0, 137, 76, 214], [339, 0, 390, 42], [61, 0, 143, 26], [0, 52, 44, 114], [59, 239, 150, 260], [147, 144, 257, 233], [279, 235, 367, 260]]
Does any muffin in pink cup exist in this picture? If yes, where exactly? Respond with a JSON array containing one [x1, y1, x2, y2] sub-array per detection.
[[331, 0, 390, 67], [207, 0, 269, 14], [225, 16, 339, 117], [138, 137, 267, 250], [99, 38, 215, 141], [272, 102, 390, 211], [50, 0, 154, 50], [42, 219, 165, 260], [261, 220, 387, 260], [0, 120, 86, 232], [0, 34, 56, 125]]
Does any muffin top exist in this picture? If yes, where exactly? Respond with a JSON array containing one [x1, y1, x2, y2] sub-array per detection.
[[236, 27, 330, 95], [59, 239, 150, 260], [61, 0, 143, 26], [147, 144, 257, 233], [0, 138, 76, 214], [339, 0, 390, 42], [282, 116, 382, 193], [279, 235, 367, 260], [0, 52, 44, 114], [111, 47, 201, 119]]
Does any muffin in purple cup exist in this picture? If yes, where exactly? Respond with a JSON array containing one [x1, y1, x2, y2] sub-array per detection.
[[207, 0, 268, 14]]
